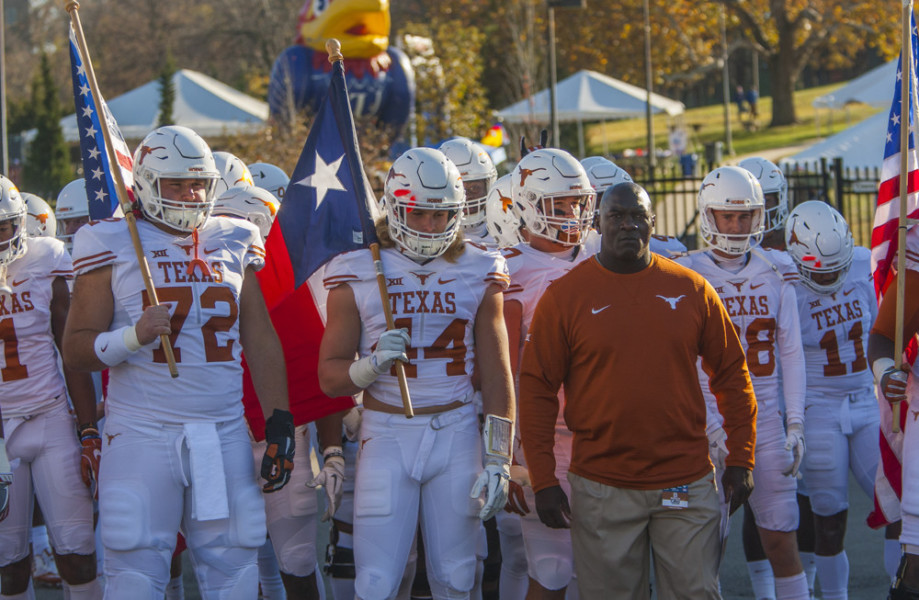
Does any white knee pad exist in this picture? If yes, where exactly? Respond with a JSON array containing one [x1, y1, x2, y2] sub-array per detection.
[[230, 484, 268, 549], [355, 568, 399, 600], [530, 556, 574, 591], [104, 570, 160, 600], [100, 487, 149, 551], [427, 557, 477, 599]]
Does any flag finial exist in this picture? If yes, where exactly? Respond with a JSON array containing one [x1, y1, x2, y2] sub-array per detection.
[[326, 39, 343, 64]]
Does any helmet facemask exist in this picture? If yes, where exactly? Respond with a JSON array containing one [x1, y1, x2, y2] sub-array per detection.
[[0, 213, 26, 266], [524, 190, 595, 247]]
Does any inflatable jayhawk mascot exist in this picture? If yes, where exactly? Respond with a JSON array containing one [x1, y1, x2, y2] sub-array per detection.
[[268, 0, 415, 144]]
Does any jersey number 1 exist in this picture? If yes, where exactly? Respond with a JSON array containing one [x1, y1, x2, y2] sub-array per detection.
[[0, 317, 28, 381], [819, 322, 868, 377]]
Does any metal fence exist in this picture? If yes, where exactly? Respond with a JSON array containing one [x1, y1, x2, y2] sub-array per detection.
[[629, 157, 880, 250]]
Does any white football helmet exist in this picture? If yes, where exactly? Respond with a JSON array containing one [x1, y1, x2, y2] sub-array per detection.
[[248, 162, 290, 203], [212, 185, 280, 240], [738, 156, 788, 234], [698, 166, 765, 255], [383, 147, 465, 261], [21, 193, 56, 238], [0, 177, 27, 266], [580, 156, 633, 195], [55, 178, 90, 250], [213, 151, 255, 196], [512, 148, 595, 246], [785, 201, 854, 294], [485, 174, 521, 248], [439, 137, 497, 230], [132, 126, 220, 232]]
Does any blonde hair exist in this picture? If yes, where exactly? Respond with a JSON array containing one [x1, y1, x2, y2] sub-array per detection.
[[374, 217, 465, 262]]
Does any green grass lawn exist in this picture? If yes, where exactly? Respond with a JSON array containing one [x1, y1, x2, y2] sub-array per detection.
[[586, 82, 885, 159]]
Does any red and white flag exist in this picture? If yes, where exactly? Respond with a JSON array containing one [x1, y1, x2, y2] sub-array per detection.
[[868, 7, 919, 529]]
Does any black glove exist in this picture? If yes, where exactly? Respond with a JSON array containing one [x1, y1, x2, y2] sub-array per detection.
[[261, 409, 295, 493]]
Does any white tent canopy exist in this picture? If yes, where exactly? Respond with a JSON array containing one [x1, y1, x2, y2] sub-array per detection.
[[812, 60, 897, 109], [58, 69, 269, 142], [496, 70, 684, 157], [783, 110, 887, 170], [497, 69, 685, 122]]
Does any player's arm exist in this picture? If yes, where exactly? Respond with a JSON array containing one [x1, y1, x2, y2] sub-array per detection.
[[62, 266, 171, 372], [238, 266, 288, 417], [868, 270, 919, 402], [504, 298, 524, 379], [317, 283, 408, 398], [776, 282, 806, 476], [51, 277, 96, 426]]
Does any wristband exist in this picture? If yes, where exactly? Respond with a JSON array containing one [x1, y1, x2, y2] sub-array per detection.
[[94, 325, 143, 367], [483, 414, 513, 463], [0, 438, 10, 474], [77, 423, 100, 441], [348, 356, 379, 389], [322, 446, 344, 462], [872, 357, 897, 385]]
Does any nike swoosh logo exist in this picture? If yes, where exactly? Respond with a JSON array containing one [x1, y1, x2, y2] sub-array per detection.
[[438, 277, 456, 284], [100, 344, 108, 352], [843, 288, 854, 296], [203, 247, 219, 255], [11, 278, 28, 287], [750, 282, 765, 290], [591, 305, 610, 314]]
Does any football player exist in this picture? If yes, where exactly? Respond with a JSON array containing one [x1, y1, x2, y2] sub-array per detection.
[[55, 179, 91, 253], [440, 137, 498, 247], [62, 126, 296, 598], [678, 166, 810, 599], [0, 176, 102, 599], [248, 162, 290, 204], [20, 193, 56, 239], [318, 147, 515, 600], [786, 201, 890, 599], [502, 148, 597, 599], [739, 157, 789, 251], [214, 183, 341, 600], [213, 151, 255, 196]]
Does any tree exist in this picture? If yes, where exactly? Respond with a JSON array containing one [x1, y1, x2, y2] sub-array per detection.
[[157, 51, 177, 127], [23, 53, 73, 199], [721, 0, 899, 126]]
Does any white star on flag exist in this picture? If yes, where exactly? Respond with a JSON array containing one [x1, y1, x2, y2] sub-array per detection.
[[77, 64, 86, 77], [88, 147, 100, 160], [94, 189, 107, 202], [79, 84, 90, 96], [296, 152, 346, 209], [91, 167, 104, 180], [81, 106, 93, 118], [84, 125, 98, 138]]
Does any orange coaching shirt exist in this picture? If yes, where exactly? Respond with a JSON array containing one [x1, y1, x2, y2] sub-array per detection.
[[519, 254, 757, 492]]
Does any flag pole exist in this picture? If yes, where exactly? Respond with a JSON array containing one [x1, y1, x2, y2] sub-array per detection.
[[326, 39, 413, 418], [64, 1, 179, 378], [894, 0, 914, 432]]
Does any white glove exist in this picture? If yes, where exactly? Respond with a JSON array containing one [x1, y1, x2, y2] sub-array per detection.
[[0, 438, 11, 522], [307, 446, 345, 522], [342, 406, 363, 443], [470, 460, 511, 521], [348, 328, 411, 388], [783, 422, 805, 478], [707, 426, 729, 472]]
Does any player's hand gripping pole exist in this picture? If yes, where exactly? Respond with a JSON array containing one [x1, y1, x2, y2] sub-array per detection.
[[64, 1, 178, 378], [893, 0, 914, 432], [326, 39, 413, 417]]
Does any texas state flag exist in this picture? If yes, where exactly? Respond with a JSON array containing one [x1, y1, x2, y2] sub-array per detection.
[[242, 46, 379, 439]]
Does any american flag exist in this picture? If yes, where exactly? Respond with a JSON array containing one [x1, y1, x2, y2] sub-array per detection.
[[68, 26, 133, 220], [867, 8, 919, 529]]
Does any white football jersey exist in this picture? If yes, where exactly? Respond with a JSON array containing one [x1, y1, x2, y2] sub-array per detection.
[[504, 243, 589, 467], [71, 217, 265, 423], [464, 223, 499, 249], [678, 248, 806, 426], [324, 243, 509, 410], [0, 237, 71, 417], [794, 246, 876, 401]]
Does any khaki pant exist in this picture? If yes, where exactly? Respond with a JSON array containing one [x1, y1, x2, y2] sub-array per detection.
[[568, 471, 721, 600]]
